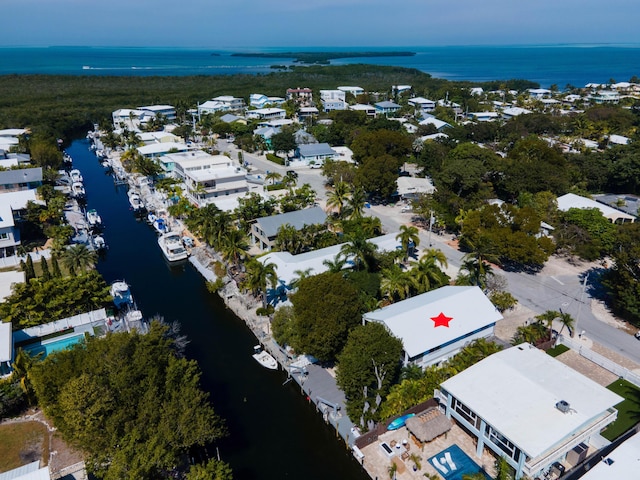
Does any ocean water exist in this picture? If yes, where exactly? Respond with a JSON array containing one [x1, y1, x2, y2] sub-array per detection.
[[0, 44, 638, 87]]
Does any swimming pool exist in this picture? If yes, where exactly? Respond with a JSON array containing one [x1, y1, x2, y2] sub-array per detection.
[[22, 332, 87, 358], [428, 445, 490, 480]]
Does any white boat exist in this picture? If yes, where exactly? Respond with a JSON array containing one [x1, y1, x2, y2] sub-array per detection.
[[252, 345, 278, 370], [153, 217, 169, 234], [71, 182, 86, 199], [70, 169, 83, 183], [93, 235, 107, 251], [158, 232, 189, 262], [86, 208, 102, 226], [128, 192, 144, 211], [110, 280, 134, 309]]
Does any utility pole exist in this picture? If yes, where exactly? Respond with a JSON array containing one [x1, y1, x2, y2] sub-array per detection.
[[574, 274, 589, 338]]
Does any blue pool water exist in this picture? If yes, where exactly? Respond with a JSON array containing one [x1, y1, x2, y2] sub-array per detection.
[[23, 333, 87, 358], [428, 445, 490, 480]]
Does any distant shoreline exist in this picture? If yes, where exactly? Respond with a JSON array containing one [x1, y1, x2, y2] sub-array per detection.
[[230, 51, 416, 64]]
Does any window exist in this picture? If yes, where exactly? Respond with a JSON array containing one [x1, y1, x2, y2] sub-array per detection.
[[452, 397, 481, 429], [485, 424, 519, 460], [0, 233, 8, 240]]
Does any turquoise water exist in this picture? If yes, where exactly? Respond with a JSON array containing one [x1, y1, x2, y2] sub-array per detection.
[[428, 444, 490, 480], [23, 332, 86, 358], [0, 44, 638, 87]]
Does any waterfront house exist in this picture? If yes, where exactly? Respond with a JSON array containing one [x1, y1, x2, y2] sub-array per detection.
[[363, 286, 501, 368], [296, 143, 336, 167], [528, 88, 552, 99], [374, 101, 401, 116], [137, 104, 176, 122], [557, 193, 635, 224], [155, 150, 214, 177], [251, 206, 327, 252], [337, 86, 365, 97], [589, 90, 620, 104], [259, 232, 401, 290], [138, 131, 181, 145], [112, 108, 154, 131], [173, 153, 255, 210], [137, 142, 190, 160], [0, 167, 42, 192], [438, 343, 624, 479]]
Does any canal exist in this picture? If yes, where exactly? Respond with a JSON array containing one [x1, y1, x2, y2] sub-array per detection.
[[67, 139, 369, 480]]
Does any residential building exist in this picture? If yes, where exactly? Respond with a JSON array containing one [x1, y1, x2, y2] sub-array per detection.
[[0, 460, 50, 480], [469, 87, 484, 96], [396, 176, 435, 200], [294, 130, 317, 145], [608, 134, 630, 146], [138, 131, 181, 145], [0, 321, 11, 376], [438, 343, 624, 479], [589, 90, 620, 104], [529, 88, 552, 99], [409, 97, 436, 112], [331, 146, 354, 163], [320, 99, 347, 112], [0, 202, 20, 258], [392, 85, 412, 95], [219, 113, 245, 124], [468, 111, 499, 122], [296, 143, 336, 167], [112, 108, 154, 131], [320, 90, 346, 102], [286, 87, 313, 106], [297, 106, 319, 123], [155, 150, 214, 177], [419, 116, 451, 131], [501, 106, 532, 120], [337, 86, 364, 96], [136, 142, 190, 159], [212, 95, 245, 111], [173, 153, 252, 210], [259, 232, 401, 288], [0, 167, 42, 192], [363, 286, 501, 367], [251, 206, 327, 251], [557, 193, 635, 223], [374, 101, 401, 116], [246, 108, 287, 121], [249, 94, 286, 109], [0, 149, 31, 168], [137, 104, 176, 121], [253, 126, 280, 149], [349, 104, 377, 117], [577, 431, 640, 480]]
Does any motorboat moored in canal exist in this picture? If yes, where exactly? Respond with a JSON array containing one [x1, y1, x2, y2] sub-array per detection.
[[93, 234, 107, 251], [153, 217, 168, 234], [252, 345, 278, 370], [128, 192, 144, 212], [158, 232, 188, 262], [70, 169, 83, 183], [110, 280, 134, 309], [71, 182, 86, 200], [86, 208, 102, 227]]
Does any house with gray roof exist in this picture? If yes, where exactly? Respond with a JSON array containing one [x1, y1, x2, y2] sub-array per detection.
[[0, 167, 42, 192], [251, 206, 327, 251], [295, 143, 336, 167], [374, 101, 401, 116]]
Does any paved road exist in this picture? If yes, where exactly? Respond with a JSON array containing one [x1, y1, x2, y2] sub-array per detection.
[[217, 139, 640, 365]]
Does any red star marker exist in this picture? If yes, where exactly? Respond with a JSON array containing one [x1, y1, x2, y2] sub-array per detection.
[[431, 312, 453, 328]]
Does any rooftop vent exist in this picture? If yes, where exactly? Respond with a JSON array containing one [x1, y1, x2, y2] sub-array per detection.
[[556, 400, 570, 413]]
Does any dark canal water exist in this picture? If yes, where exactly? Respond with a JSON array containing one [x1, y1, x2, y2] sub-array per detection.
[[68, 138, 369, 480]]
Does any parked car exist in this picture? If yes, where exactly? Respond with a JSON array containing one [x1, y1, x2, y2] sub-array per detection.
[[634, 331, 640, 340], [286, 170, 298, 178]]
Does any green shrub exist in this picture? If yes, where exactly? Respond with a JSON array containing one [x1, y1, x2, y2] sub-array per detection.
[[266, 153, 285, 165], [206, 278, 225, 293], [266, 183, 286, 191], [256, 305, 275, 316]]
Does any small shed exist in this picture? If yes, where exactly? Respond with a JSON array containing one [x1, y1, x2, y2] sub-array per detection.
[[405, 407, 452, 444]]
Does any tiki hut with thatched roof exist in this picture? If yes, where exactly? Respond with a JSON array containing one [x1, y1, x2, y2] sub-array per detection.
[[405, 407, 452, 444]]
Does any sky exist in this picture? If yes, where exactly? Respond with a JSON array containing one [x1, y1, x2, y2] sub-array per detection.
[[2, 0, 638, 48]]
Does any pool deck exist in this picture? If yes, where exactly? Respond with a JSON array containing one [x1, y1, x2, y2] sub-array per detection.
[[360, 421, 497, 480]]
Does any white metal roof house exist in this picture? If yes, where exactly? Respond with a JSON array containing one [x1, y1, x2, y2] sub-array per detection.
[[468, 111, 499, 122], [296, 143, 336, 167], [409, 97, 436, 112], [136, 142, 190, 159], [137, 104, 176, 121], [245, 108, 286, 120], [528, 88, 552, 99], [501, 107, 532, 120], [589, 90, 620, 104], [438, 343, 624, 479], [260, 232, 401, 289], [418, 117, 451, 131], [577, 430, 640, 480], [349, 104, 377, 117], [363, 286, 501, 367], [396, 176, 435, 200], [337, 86, 364, 96], [557, 193, 635, 224], [251, 206, 327, 251]]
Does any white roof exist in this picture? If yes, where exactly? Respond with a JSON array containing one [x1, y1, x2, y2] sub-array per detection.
[[137, 104, 174, 112], [0, 321, 11, 362], [396, 176, 435, 196], [609, 134, 630, 145], [0, 461, 50, 480], [578, 431, 640, 480], [0, 129, 27, 137], [138, 131, 179, 143], [557, 193, 635, 221], [419, 117, 450, 129], [441, 343, 623, 458], [260, 232, 401, 286], [137, 142, 189, 156], [364, 286, 501, 358], [0, 189, 39, 210], [502, 107, 532, 117], [349, 104, 375, 111], [409, 97, 436, 105], [0, 203, 15, 229]]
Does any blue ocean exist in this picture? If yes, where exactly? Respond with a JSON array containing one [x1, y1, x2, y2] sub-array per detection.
[[0, 45, 638, 88]]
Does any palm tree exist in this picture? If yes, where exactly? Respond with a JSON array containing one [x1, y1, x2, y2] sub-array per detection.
[[411, 249, 449, 293], [265, 171, 282, 186], [557, 311, 575, 337], [322, 254, 347, 273], [219, 228, 249, 272], [346, 187, 366, 220], [396, 225, 420, 262], [536, 310, 561, 341], [11, 348, 43, 405], [456, 257, 493, 289], [326, 181, 351, 218], [62, 244, 97, 274], [340, 232, 378, 272], [380, 264, 415, 302], [243, 258, 278, 307]]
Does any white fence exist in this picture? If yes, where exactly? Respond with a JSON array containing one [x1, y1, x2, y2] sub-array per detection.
[[557, 335, 640, 388]]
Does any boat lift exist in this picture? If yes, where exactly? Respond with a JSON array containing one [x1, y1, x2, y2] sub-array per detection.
[[316, 397, 341, 417]]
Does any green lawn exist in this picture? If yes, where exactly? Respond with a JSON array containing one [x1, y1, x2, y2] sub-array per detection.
[[546, 344, 569, 357], [0, 421, 49, 471], [602, 379, 640, 441]]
